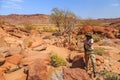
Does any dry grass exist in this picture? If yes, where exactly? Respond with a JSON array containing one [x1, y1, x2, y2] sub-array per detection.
[[16, 24, 58, 32]]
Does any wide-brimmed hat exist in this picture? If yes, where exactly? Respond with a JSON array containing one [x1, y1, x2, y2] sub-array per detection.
[[85, 33, 92, 37]]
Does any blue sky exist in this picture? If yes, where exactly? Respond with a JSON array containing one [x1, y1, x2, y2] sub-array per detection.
[[0, 0, 120, 19]]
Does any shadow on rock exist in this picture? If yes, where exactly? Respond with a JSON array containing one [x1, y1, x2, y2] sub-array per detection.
[[71, 55, 85, 69]]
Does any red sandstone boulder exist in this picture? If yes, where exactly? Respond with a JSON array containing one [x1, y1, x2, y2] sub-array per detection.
[[0, 54, 23, 72], [27, 60, 49, 80], [93, 26, 105, 34], [81, 26, 92, 34], [63, 67, 91, 80]]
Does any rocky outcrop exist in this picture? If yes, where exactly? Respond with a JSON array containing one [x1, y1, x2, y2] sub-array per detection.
[[80, 26, 116, 39]]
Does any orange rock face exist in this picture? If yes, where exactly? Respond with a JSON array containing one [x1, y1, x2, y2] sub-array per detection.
[[63, 68, 91, 80]]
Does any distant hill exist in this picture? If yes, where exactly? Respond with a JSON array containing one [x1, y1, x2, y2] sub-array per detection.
[[97, 18, 120, 23], [0, 14, 120, 27], [0, 14, 51, 25], [96, 18, 120, 28]]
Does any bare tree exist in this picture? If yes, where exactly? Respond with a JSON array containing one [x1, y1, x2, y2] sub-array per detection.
[[50, 8, 77, 36]]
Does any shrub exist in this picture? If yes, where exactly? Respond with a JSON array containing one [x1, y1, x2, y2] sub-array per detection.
[[94, 47, 105, 56], [42, 27, 56, 32], [49, 53, 67, 67], [101, 70, 120, 80], [24, 24, 35, 30], [92, 34, 101, 42]]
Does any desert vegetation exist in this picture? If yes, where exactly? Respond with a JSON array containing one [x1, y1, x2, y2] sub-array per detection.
[[49, 52, 67, 67]]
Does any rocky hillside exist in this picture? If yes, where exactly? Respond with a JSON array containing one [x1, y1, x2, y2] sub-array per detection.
[[0, 14, 50, 25], [0, 22, 120, 80]]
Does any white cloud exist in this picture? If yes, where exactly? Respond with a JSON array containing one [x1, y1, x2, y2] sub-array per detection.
[[10, 0, 23, 2], [1, 0, 24, 10], [111, 3, 120, 7], [1, 0, 23, 2]]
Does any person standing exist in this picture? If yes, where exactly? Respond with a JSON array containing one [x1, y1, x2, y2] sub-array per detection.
[[84, 33, 96, 77]]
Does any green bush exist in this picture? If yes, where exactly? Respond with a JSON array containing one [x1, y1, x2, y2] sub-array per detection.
[[101, 70, 120, 80], [92, 34, 101, 42], [94, 47, 105, 56], [49, 53, 67, 67]]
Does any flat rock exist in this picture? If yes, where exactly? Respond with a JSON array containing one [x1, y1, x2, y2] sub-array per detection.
[[32, 44, 47, 51], [6, 54, 23, 65], [21, 52, 51, 66], [5, 68, 26, 80]]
